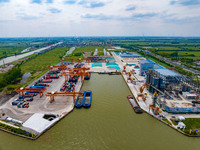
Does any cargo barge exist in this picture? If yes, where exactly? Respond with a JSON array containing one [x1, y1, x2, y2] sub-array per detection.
[[75, 91, 85, 108], [83, 91, 92, 107], [127, 95, 142, 114]]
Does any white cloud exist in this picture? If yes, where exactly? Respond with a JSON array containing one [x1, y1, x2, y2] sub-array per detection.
[[0, 0, 199, 37]]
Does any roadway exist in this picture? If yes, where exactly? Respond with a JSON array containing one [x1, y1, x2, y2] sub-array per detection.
[[137, 48, 200, 76]]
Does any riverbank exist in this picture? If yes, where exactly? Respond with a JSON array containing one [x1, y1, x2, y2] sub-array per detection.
[[111, 51, 200, 137]]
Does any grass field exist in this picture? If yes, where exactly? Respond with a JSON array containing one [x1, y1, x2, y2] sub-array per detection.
[[0, 45, 28, 59], [157, 51, 200, 60], [98, 52, 104, 56], [183, 118, 200, 130], [20, 47, 69, 73], [162, 118, 172, 125], [183, 118, 200, 135]]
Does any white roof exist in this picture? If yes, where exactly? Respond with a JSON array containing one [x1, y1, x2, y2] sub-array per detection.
[[23, 113, 59, 133], [186, 94, 196, 97], [178, 122, 186, 128], [178, 116, 185, 121]]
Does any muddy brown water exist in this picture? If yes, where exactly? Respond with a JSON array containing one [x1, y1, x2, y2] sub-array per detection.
[[0, 73, 200, 150]]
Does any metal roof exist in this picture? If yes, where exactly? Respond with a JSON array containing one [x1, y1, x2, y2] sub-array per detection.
[[140, 59, 155, 64], [154, 68, 180, 77], [120, 54, 141, 58]]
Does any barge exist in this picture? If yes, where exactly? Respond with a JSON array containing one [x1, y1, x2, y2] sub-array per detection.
[[127, 95, 142, 114], [83, 91, 92, 107], [75, 91, 85, 108]]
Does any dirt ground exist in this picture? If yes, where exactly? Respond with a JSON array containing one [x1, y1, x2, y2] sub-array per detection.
[[0, 91, 17, 106]]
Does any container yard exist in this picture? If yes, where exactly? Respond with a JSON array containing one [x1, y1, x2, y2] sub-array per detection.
[[0, 48, 200, 139]]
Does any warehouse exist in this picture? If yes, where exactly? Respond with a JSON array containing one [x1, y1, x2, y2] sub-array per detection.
[[146, 68, 182, 92], [139, 59, 155, 76]]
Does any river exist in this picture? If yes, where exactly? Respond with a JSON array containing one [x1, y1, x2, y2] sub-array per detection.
[[0, 73, 199, 150], [0, 42, 62, 65]]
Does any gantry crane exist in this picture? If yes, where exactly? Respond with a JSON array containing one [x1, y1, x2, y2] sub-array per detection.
[[46, 65, 68, 73], [76, 58, 91, 64], [60, 58, 74, 65], [61, 67, 90, 82], [137, 82, 148, 101], [73, 67, 90, 73], [15, 88, 46, 97], [62, 71, 89, 82], [46, 91, 84, 103]]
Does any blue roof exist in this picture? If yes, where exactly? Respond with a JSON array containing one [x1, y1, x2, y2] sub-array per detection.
[[154, 69, 180, 77], [140, 59, 155, 64], [120, 54, 141, 58]]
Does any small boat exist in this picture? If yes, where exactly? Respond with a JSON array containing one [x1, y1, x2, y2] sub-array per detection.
[[98, 72, 109, 74], [83, 91, 92, 107], [127, 95, 142, 114], [75, 91, 85, 108]]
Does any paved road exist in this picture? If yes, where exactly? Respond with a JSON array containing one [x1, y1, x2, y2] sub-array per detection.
[[62, 47, 76, 59]]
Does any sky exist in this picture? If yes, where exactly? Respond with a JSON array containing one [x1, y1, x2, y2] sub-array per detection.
[[0, 0, 200, 37]]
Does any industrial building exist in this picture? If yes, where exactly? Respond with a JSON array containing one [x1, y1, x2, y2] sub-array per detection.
[[114, 52, 141, 62], [146, 68, 182, 92], [119, 54, 141, 58], [139, 59, 155, 76]]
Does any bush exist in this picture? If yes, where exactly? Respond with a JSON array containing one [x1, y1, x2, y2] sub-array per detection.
[[74, 53, 82, 56], [0, 66, 22, 89], [0, 122, 34, 137]]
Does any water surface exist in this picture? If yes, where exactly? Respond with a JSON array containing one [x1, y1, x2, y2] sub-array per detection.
[[0, 74, 199, 150]]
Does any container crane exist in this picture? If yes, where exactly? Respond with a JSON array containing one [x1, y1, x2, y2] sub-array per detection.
[[60, 58, 74, 65], [46, 91, 84, 103], [62, 67, 90, 82], [46, 65, 68, 73], [15, 88, 46, 98], [76, 58, 91, 64], [62, 70, 89, 82], [73, 67, 90, 73]]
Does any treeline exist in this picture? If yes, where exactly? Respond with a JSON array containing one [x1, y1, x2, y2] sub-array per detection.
[[0, 66, 22, 90]]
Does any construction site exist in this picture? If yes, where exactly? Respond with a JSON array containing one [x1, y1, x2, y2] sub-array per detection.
[[0, 48, 200, 139]]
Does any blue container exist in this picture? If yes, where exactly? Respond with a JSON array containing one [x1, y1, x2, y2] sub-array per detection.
[[19, 95, 25, 99], [12, 101, 18, 105], [30, 86, 46, 89]]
